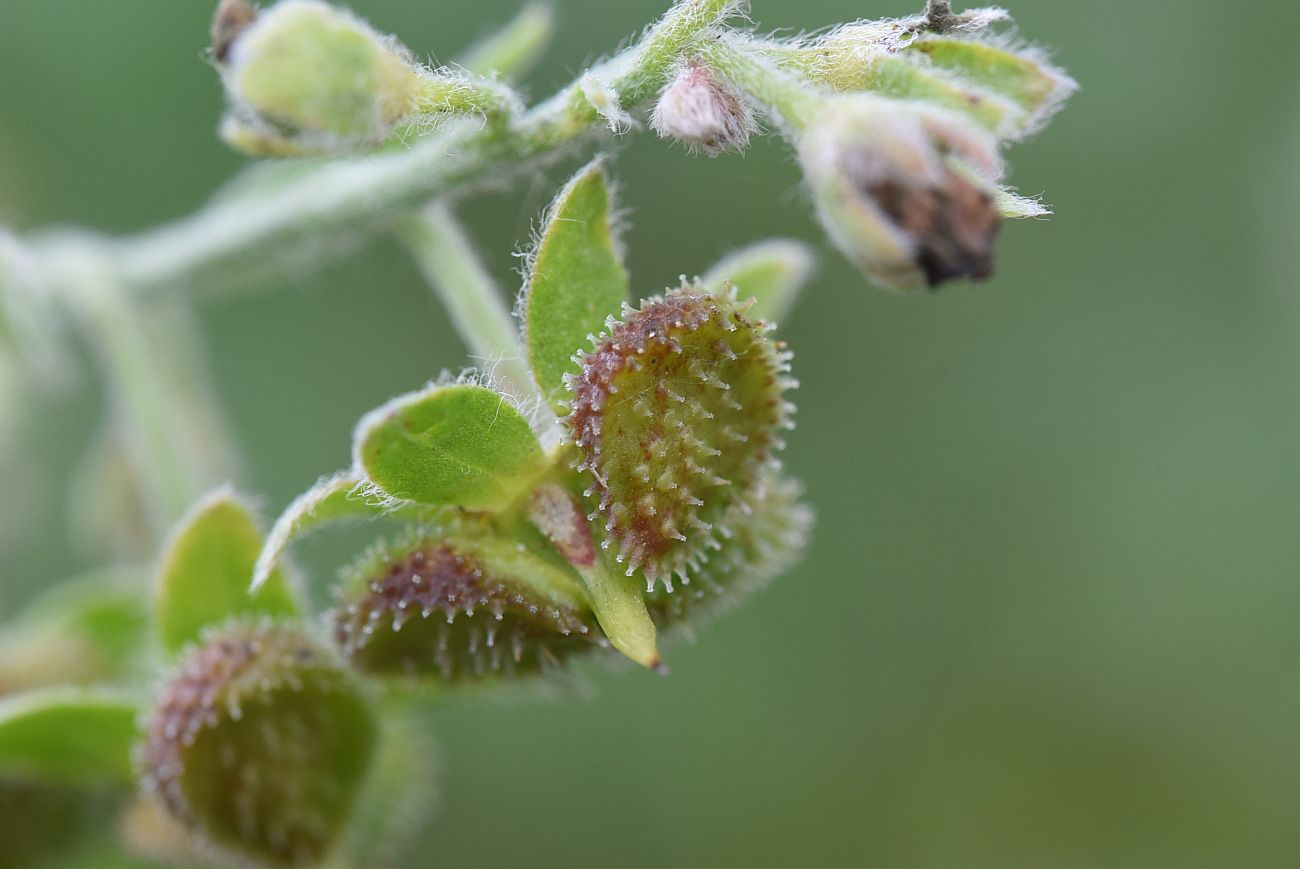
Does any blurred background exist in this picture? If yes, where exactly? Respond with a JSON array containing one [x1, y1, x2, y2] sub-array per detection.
[[2, 0, 1299, 866]]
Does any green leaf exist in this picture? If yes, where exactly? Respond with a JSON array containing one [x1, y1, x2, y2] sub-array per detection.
[[702, 239, 815, 324], [252, 470, 435, 591], [354, 383, 545, 510], [0, 688, 138, 786], [154, 488, 300, 656], [523, 158, 629, 413]]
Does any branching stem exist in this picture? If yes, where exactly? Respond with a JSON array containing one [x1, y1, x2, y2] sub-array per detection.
[[25, 0, 737, 305]]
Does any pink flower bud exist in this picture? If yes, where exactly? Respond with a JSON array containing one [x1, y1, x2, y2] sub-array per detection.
[[651, 63, 756, 157]]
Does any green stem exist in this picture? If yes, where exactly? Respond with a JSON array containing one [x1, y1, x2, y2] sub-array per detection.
[[397, 204, 533, 400], [67, 250, 216, 529], [27, 0, 736, 303]]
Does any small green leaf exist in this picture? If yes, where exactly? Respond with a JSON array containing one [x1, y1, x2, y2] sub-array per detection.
[[523, 158, 629, 413], [702, 239, 815, 324], [155, 488, 300, 656], [1, 568, 150, 689], [0, 688, 138, 786], [252, 470, 435, 591], [354, 383, 545, 510], [456, 2, 555, 80], [525, 482, 660, 669]]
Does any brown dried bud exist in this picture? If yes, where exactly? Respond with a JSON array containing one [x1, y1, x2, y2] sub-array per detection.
[[799, 94, 1003, 292], [211, 0, 258, 64]]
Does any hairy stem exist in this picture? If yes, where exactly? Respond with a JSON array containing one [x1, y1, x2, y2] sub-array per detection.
[[694, 34, 823, 132], [69, 251, 218, 528], [26, 0, 737, 304], [397, 204, 533, 399]]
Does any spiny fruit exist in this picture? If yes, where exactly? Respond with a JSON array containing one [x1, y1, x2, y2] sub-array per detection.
[[139, 621, 376, 867], [647, 470, 813, 630], [566, 283, 795, 588], [333, 528, 603, 683]]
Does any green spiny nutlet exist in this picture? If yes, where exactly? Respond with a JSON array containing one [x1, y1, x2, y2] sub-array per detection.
[[646, 469, 812, 630], [566, 283, 796, 588], [138, 621, 377, 867], [333, 527, 603, 683]]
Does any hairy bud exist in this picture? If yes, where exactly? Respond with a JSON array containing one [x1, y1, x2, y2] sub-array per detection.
[[566, 284, 795, 588], [652, 62, 755, 156], [216, 0, 519, 155], [139, 621, 376, 867], [799, 95, 1002, 291], [217, 0, 428, 152], [333, 528, 603, 683]]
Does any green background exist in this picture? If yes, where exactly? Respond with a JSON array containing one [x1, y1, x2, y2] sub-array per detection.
[[2, 0, 1299, 866]]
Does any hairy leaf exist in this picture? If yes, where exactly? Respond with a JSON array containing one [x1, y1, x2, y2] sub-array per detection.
[[354, 384, 544, 511], [523, 159, 629, 413], [703, 239, 815, 324], [252, 470, 434, 591], [155, 489, 299, 656]]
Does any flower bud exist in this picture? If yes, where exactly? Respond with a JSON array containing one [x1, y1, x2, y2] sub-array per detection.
[[651, 62, 755, 156], [139, 621, 377, 867], [798, 94, 1002, 291], [218, 0, 429, 152], [333, 528, 603, 683], [566, 283, 795, 587], [216, 0, 521, 155]]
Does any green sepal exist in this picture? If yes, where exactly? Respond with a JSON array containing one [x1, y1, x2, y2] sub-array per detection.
[[702, 239, 815, 324], [338, 712, 438, 867], [905, 37, 1076, 126], [526, 482, 660, 670], [523, 158, 630, 414], [353, 383, 545, 511], [0, 687, 139, 787], [154, 488, 300, 657], [851, 54, 1020, 136]]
